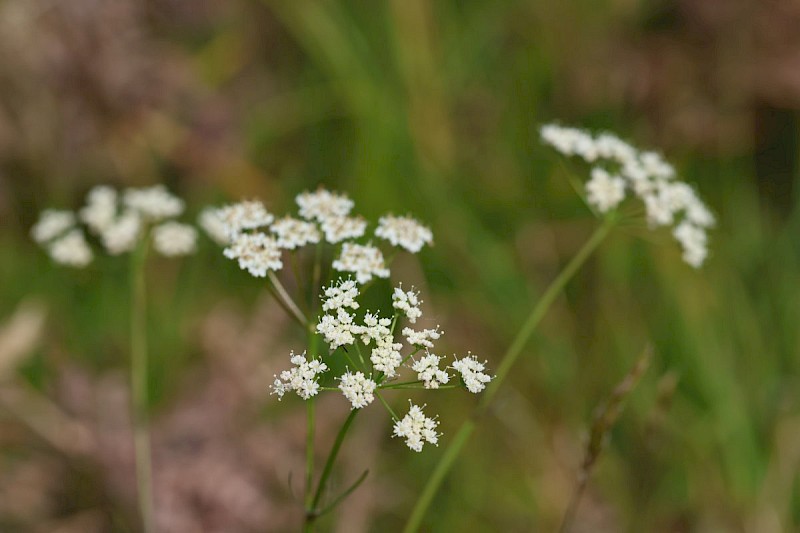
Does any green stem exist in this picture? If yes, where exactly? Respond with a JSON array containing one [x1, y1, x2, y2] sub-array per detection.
[[376, 391, 399, 420], [130, 236, 154, 533], [268, 271, 309, 326], [304, 325, 319, 517], [402, 219, 614, 533], [306, 410, 359, 528]]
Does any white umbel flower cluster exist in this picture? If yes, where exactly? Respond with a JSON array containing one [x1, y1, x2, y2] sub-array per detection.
[[332, 243, 390, 284], [32, 183, 197, 266], [540, 123, 715, 267], [153, 222, 198, 257], [393, 403, 439, 452], [217, 200, 274, 238], [48, 229, 93, 267], [452, 354, 493, 394], [223, 232, 282, 277], [392, 285, 422, 323], [296, 188, 354, 222], [198, 208, 231, 245], [321, 279, 360, 312], [271, 351, 329, 400], [403, 326, 442, 349], [370, 335, 403, 377], [338, 371, 377, 409], [271, 216, 322, 249], [412, 353, 450, 389], [320, 215, 367, 244], [375, 215, 433, 253]]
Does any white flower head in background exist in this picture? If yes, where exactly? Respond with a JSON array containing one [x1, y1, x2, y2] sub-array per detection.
[[338, 371, 377, 409], [123, 185, 185, 221], [375, 215, 433, 253], [332, 243, 390, 284], [223, 232, 282, 277], [101, 210, 142, 255], [198, 207, 231, 245], [80, 186, 118, 234], [452, 353, 493, 394], [321, 215, 367, 244], [48, 229, 93, 267], [217, 200, 274, 238], [296, 188, 354, 222], [31, 209, 76, 244], [540, 123, 715, 267], [153, 222, 198, 257], [271, 216, 321, 249], [393, 402, 439, 452]]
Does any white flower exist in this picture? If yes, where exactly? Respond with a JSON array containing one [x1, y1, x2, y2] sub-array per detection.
[[198, 207, 231, 245], [375, 215, 433, 253], [321, 279, 360, 312], [48, 229, 93, 267], [31, 209, 75, 243], [320, 215, 367, 244], [101, 210, 142, 255], [153, 222, 197, 257], [316, 308, 357, 350], [271, 216, 321, 249], [79, 186, 117, 234], [354, 312, 392, 345], [452, 353, 493, 394], [393, 403, 439, 452], [123, 185, 184, 221], [586, 168, 626, 213], [412, 353, 450, 389], [270, 351, 329, 400], [673, 221, 709, 268], [296, 188, 354, 222], [332, 243, 390, 284], [338, 371, 376, 409], [370, 334, 403, 377], [403, 326, 442, 349], [217, 200, 274, 238], [392, 285, 422, 323], [223, 232, 283, 277]]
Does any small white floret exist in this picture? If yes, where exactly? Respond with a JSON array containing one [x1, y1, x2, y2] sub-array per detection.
[[338, 371, 377, 409], [392, 285, 422, 323], [320, 215, 367, 244], [101, 210, 142, 255], [271, 216, 322, 249], [31, 209, 76, 244], [48, 229, 93, 267], [123, 185, 185, 221], [296, 188, 354, 222], [412, 353, 450, 389], [586, 168, 626, 213], [321, 279, 360, 312], [332, 243, 390, 284], [79, 186, 118, 234], [198, 207, 231, 245], [403, 326, 442, 349], [270, 351, 329, 400], [452, 353, 493, 394], [393, 402, 440, 452], [217, 200, 274, 238], [375, 215, 433, 253], [223, 232, 283, 277]]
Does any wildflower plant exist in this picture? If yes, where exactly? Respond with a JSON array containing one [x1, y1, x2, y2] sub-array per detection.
[[207, 188, 488, 530], [31, 184, 199, 533], [402, 126, 715, 532]]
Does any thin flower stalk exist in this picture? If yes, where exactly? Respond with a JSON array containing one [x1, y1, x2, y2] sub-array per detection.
[[403, 218, 614, 533]]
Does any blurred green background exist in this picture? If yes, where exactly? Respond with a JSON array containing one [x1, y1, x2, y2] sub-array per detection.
[[2, 0, 800, 531]]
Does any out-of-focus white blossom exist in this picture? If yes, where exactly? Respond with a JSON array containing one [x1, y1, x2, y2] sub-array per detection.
[[403, 326, 442, 349], [321, 279, 360, 312], [223, 232, 282, 277], [271, 351, 329, 400], [217, 200, 274, 238], [198, 207, 231, 245], [79, 186, 117, 234], [316, 308, 357, 350], [101, 210, 142, 255], [153, 222, 197, 257], [393, 403, 439, 452], [392, 285, 422, 323], [271, 216, 321, 249], [338, 371, 377, 409], [48, 229, 93, 267], [375, 215, 433, 253], [123, 185, 184, 221], [332, 243, 390, 284], [540, 123, 714, 267], [412, 353, 450, 389], [296, 188, 354, 222], [586, 168, 626, 213], [370, 334, 403, 377], [320, 215, 367, 244], [452, 354, 493, 394], [31, 210, 75, 244]]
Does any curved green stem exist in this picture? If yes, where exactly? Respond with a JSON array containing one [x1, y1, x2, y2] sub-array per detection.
[[130, 237, 154, 533], [305, 409, 359, 529], [402, 219, 614, 533]]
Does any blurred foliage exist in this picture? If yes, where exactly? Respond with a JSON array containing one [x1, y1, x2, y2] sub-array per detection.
[[1, 0, 800, 531]]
